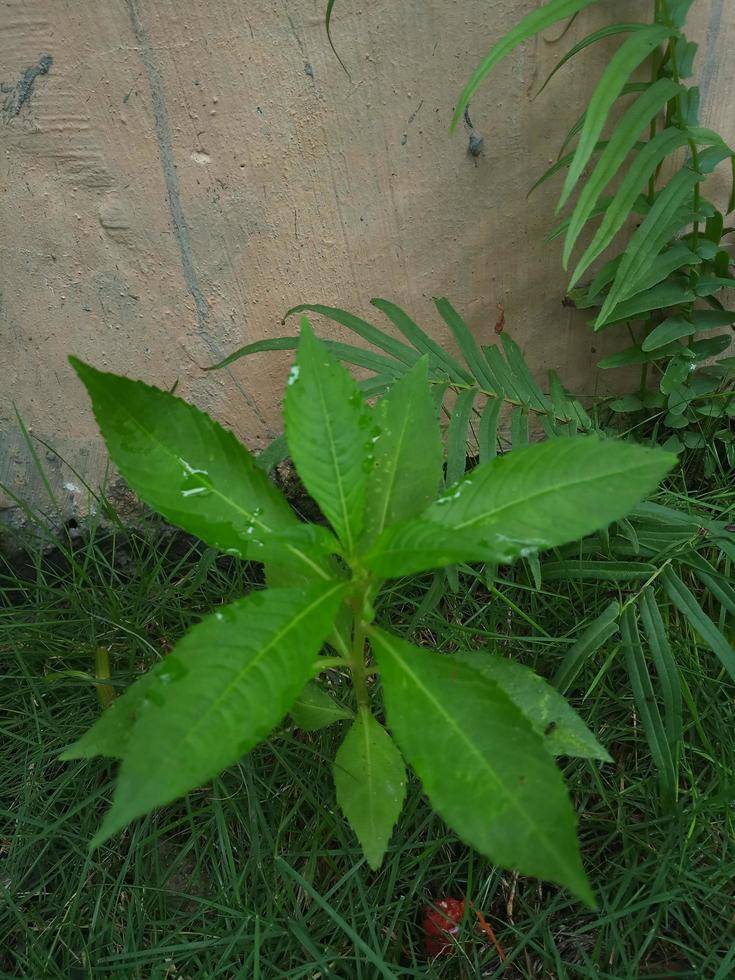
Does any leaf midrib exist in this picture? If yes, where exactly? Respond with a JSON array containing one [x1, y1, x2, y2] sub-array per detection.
[[375, 632, 583, 887], [372, 401, 413, 538], [445, 457, 662, 532], [133, 583, 344, 792], [310, 359, 356, 552], [99, 394, 328, 579]]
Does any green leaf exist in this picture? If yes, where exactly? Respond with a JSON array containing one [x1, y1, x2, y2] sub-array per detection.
[[365, 438, 674, 577], [643, 316, 695, 351], [570, 128, 701, 286], [362, 519, 534, 578], [291, 681, 354, 731], [325, 0, 351, 77], [541, 560, 656, 581], [285, 303, 418, 367], [661, 568, 735, 681], [638, 588, 682, 752], [621, 243, 702, 299], [434, 297, 498, 393], [451, 0, 601, 131], [594, 280, 696, 329], [60, 666, 161, 760], [370, 628, 593, 904], [76, 582, 347, 845], [370, 298, 473, 384], [424, 437, 675, 549], [362, 358, 443, 544], [500, 334, 551, 413], [446, 388, 476, 486], [598, 344, 676, 369], [457, 652, 611, 761], [536, 23, 651, 99], [553, 601, 621, 693], [660, 356, 692, 396], [478, 398, 502, 463], [564, 78, 681, 278], [284, 319, 371, 552], [206, 336, 299, 370], [256, 434, 289, 474], [560, 26, 676, 210], [70, 358, 320, 565], [620, 608, 676, 808], [596, 148, 731, 325], [334, 709, 407, 869]]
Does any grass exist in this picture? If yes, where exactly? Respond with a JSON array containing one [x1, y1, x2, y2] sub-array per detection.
[[2, 469, 734, 979]]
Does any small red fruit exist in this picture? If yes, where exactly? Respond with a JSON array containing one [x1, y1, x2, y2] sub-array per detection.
[[421, 897, 465, 957]]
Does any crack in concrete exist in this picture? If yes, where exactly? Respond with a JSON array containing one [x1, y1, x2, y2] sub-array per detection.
[[125, 0, 267, 428]]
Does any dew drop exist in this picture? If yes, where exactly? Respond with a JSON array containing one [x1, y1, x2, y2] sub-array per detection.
[[287, 364, 300, 386]]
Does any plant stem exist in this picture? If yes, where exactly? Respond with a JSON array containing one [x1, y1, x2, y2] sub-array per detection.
[[348, 584, 371, 710], [94, 647, 115, 709]]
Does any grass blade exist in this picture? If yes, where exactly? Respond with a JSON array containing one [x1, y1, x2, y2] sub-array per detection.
[[661, 568, 735, 681]]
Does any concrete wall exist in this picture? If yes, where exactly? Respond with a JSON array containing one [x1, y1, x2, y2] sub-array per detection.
[[2, 0, 733, 527]]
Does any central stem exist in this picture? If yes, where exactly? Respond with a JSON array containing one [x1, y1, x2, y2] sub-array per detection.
[[348, 583, 371, 710]]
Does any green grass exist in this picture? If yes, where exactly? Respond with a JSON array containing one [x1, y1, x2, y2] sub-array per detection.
[[2, 474, 734, 979]]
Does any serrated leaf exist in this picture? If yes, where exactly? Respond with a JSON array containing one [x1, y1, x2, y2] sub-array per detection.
[[457, 651, 611, 761], [70, 582, 347, 846], [370, 628, 593, 904], [360, 439, 674, 576], [423, 437, 675, 548], [565, 78, 681, 278], [452, 0, 602, 131], [363, 357, 443, 544], [560, 26, 676, 210], [70, 358, 326, 569], [284, 320, 371, 552], [334, 710, 407, 869], [291, 681, 354, 731], [60, 665, 161, 760]]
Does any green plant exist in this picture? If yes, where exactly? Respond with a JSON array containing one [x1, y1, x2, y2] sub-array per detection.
[[211, 297, 596, 474], [449, 0, 735, 457], [62, 319, 673, 904], [5, 468, 735, 977]]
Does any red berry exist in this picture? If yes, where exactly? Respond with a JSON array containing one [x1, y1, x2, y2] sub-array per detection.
[[421, 897, 465, 957]]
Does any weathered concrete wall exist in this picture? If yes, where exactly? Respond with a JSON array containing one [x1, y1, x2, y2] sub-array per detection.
[[2, 0, 733, 527]]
